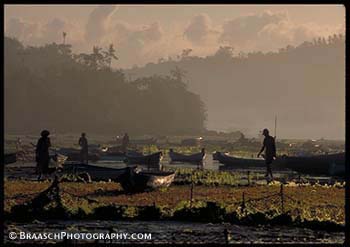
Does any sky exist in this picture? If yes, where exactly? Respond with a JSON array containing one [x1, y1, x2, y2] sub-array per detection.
[[4, 4, 345, 69]]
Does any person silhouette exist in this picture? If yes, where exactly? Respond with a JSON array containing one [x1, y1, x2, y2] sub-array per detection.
[[121, 133, 129, 153], [257, 128, 276, 180], [78, 133, 88, 164], [35, 130, 51, 180]]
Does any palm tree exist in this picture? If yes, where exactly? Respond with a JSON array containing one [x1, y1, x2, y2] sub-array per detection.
[[62, 32, 67, 44], [102, 44, 118, 69]]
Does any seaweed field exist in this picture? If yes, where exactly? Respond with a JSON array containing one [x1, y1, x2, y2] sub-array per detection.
[[4, 178, 345, 227]]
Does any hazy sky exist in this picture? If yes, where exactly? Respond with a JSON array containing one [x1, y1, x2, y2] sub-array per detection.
[[5, 4, 345, 68]]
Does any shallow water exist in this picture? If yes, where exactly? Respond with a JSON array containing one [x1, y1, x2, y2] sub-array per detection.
[[5, 158, 337, 185], [4, 220, 344, 244]]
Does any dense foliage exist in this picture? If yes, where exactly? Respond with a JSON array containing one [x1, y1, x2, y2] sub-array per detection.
[[4, 37, 206, 135]]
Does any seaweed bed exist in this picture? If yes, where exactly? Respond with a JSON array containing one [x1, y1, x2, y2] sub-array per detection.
[[4, 177, 345, 231]]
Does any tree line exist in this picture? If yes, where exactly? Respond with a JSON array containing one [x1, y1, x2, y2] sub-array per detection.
[[127, 33, 345, 139], [4, 37, 207, 136]]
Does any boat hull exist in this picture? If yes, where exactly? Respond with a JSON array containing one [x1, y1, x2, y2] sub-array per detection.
[[283, 153, 345, 176], [216, 151, 345, 176], [99, 150, 143, 162], [169, 150, 205, 164], [125, 152, 162, 165], [62, 163, 129, 181], [119, 168, 175, 192], [215, 152, 269, 167]]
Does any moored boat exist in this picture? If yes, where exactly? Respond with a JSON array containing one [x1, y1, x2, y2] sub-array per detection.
[[283, 152, 345, 176], [125, 151, 163, 165], [99, 150, 143, 161], [169, 148, 205, 164], [57, 147, 100, 162], [118, 167, 175, 192], [62, 163, 131, 181], [215, 152, 268, 167], [66, 152, 100, 162], [212, 151, 229, 161], [216, 151, 345, 176]]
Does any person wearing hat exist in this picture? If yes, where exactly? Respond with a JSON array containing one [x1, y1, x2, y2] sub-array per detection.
[[35, 130, 51, 180], [257, 128, 276, 180], [78, 133, 88, 164]]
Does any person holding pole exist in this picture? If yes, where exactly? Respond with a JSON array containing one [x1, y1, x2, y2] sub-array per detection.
[[257, 128, 276, 180]]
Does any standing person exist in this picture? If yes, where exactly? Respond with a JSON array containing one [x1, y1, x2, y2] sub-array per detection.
[[121, 133, 129, 153], [79, 133, 88, 164], [35, 130, 51, 180], [257, 128, 276, 180]]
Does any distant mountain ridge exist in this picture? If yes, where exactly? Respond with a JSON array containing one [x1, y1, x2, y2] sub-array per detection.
[[125, 35, 345, 139]]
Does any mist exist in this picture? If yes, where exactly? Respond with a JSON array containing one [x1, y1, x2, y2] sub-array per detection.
[[4, 5, 345, 140]]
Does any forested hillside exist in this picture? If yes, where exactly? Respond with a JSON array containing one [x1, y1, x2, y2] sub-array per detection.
[[126, 35, 345, 139], [4, 37, 206, 135]]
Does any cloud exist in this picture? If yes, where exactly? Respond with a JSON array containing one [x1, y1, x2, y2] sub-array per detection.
[[184, 13, 219, 45], [5, 17, 84, 47], [92, 20, 164, 68], [218, 10, 345, 52], [43, 18, 69, 43], [256, 20, 345, 51], [6, 18, 40, 41], [112, 21, 163, 43], [4, 8, 345, 68], [219, 11, 287, 46], [85, 5, 118, 44]]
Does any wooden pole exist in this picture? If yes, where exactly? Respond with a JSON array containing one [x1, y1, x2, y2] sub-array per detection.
[[223, 228, 229, 245], [241, 192, 246, 216], [280, 184, 284, 213], [274, 115, 277, 139], [247, 171, 250, 186], [190, 171, 194, 208]]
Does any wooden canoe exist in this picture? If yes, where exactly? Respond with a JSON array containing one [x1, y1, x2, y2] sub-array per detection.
[[99, 150, 143, 161], [216, 151, 345, 176], [283, 152, 345, 176], [215, 152, 268, 167], [169, 149, 205, 164], [66, 152, 100, 162], [212, 151, 229, 161], [62, 163, 131, 181], [124, 151, 163, 165], [118, 167, 175, 192], [58, 147, 100, 162]]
